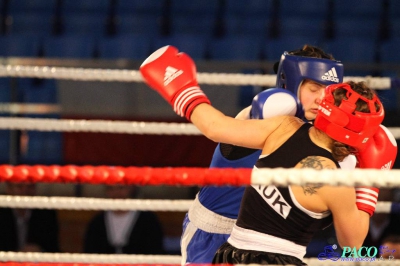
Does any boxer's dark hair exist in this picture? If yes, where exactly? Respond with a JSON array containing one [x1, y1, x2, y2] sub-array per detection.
[[273, 44, 334, 73]]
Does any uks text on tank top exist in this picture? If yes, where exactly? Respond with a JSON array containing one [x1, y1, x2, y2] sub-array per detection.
[[236, 123, 339, 246]]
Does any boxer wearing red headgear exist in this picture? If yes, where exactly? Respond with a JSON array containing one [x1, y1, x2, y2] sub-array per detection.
[[314, 82, 384, 151], [140, 45, 397, 264], [178, 45, 345, 265], [314, 82, 397, 216]]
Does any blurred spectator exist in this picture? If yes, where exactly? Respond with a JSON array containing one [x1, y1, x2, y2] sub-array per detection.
[[0, 182, 60, 252], [83, 185, 165, 254]]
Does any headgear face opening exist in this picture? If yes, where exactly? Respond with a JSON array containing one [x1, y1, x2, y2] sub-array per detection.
[[314, 83, 384, 151], [276, 52, 344, 98]]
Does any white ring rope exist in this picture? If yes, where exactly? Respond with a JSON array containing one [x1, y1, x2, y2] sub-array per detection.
[[0, 103, 61, 114], [0, 196, 192, 212], [342, 76, 392, 90], [0, 252, 181, 264], [0, 117, 399, 138], [0, 196, 393, 214], [0, 252, 398, 265], [0, 117, 201, 135], [0, 64, 393, 89], [250, 168, 400, 188]]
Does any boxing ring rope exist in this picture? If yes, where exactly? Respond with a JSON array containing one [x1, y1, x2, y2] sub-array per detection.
[[0, 263, 187, 266], [0, 196, 192, 212], [0, 252, 182, 264], [0, 63, 398, 138], [0, 64, 399, 266], [0, 195, 395, 214], [0, 117, 400, 138], [1, 165, 400, 187], [0, 64, 393, 89], [0, 117, 202, 135], [1, 164, 399, 213], [0, 252, 398, 265], [0, 104, 61, 115]]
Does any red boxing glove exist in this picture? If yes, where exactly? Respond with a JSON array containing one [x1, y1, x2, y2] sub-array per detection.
[[140, 45, 210, 120], [356, 125, 398, 169], [355, 125, 398, 216]]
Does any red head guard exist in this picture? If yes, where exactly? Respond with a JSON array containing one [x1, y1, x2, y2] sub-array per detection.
[[314, 83, 384, 151]]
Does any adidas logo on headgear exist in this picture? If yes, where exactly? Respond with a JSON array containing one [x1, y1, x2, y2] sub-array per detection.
[[164, 66, 183, 86], [321, 67, 339, 83]]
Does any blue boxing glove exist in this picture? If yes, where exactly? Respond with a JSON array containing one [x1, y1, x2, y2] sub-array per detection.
[[216, 88, 304, 160], [250, 88, 304, 119]]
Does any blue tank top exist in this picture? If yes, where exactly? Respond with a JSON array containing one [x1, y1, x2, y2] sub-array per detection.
[[198, 143, 261, 218]]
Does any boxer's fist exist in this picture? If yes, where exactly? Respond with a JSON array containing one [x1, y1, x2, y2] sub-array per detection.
[[140, 45, 210, 120], [250, 88, 304, 119], [356, 125, 397, 169], [235, 89, 303, 121], [355, 125, 397, 216]]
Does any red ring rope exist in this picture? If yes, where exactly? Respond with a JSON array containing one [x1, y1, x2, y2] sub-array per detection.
[[0, 164, 252, 186], [1, 263, 233, 266]]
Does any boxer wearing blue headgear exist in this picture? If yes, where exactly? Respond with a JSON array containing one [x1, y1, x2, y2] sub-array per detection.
[[276, 51, 344, 96], [140, 43, 396, 263], [179, 45, 353, 265], [275, 47, 344, 121]]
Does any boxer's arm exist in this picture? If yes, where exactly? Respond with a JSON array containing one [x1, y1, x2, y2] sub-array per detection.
[[140, 45, 298, 149], [219, 89, 303, 159], [324, 186, 370, 249]]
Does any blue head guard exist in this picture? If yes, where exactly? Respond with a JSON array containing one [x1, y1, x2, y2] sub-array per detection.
[[276, 52, 344, 97]]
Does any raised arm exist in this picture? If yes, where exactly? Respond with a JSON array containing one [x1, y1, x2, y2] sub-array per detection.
[[190, 104, 286, 149], [140, 45, 290, 150]]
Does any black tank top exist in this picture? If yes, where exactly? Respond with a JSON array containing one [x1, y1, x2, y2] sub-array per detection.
[[236, 123, 339, 246]]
